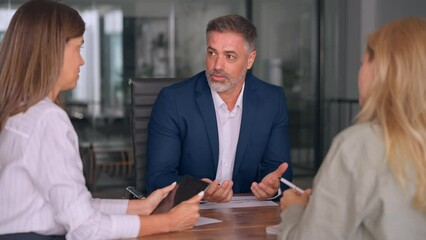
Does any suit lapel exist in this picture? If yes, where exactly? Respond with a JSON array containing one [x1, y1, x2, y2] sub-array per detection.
[[195, 74, 219, 170], [233, 75, 259, 178]]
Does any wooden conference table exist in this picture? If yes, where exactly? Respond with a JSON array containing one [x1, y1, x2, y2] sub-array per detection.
[[142, 198, 281, 240]]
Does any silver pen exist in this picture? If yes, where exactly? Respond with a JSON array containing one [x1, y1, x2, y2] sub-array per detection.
[[126, 186, 146, 199]]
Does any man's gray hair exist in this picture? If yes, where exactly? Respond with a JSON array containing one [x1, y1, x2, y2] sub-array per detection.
[[206, 14, 257, 51]]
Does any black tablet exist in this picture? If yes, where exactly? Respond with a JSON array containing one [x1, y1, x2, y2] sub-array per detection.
[[152, 175, 209, 214]]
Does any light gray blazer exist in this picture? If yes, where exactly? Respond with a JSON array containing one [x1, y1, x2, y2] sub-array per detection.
[[279, 123, 426, 240]]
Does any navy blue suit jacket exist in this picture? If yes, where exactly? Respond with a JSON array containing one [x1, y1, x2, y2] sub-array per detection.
[[146, 71, 292, 193]]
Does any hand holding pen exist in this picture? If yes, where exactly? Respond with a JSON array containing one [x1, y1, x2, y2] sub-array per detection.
[[279, 179, 312, 211], [126, 182, 177, 215]]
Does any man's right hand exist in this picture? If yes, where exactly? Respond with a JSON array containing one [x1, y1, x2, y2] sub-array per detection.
[[201, 178, 233, 202]]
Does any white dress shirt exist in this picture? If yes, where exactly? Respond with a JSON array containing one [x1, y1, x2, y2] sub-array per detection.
[[0, 98, 139, 239], [211, 84, 244, 183]]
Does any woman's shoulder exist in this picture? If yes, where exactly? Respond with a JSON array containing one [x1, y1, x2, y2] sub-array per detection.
[[25, 98, 68, 122], [31, 97, 62, 111], [334, 122, 381, 144], [6, 98, 70, 136], [330, 122, 386, 167]]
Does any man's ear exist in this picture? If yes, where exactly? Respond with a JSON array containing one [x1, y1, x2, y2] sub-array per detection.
[[247, 50, 256, 69]]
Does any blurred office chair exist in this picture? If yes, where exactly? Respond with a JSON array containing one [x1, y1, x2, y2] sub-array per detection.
[[83, 143, 134, 192], [128, 78, 183, 195]]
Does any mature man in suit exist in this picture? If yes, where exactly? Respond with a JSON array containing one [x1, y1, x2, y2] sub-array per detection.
[[147, 14, 292, 202]]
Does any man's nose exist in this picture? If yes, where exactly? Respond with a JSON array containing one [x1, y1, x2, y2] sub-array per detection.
[[213, 55, 225, 70]]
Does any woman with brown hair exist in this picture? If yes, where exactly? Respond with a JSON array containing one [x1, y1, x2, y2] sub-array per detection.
[[278, 17, 426, 239], [0, 1, 202, 239]]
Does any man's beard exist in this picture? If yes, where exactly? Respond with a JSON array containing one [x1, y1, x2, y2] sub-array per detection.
[[206, 69, 246, 93]]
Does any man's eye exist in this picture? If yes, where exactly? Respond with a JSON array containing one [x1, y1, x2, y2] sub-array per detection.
[[227, 54, 236, 60]]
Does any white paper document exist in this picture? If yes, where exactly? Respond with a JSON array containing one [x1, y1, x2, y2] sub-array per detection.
[[200, 195, 278, 210], [266, 223, 281, 235], [195, 216, 222, 226]]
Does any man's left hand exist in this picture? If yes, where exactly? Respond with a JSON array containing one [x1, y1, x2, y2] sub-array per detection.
[[250, 163, 288, 200]]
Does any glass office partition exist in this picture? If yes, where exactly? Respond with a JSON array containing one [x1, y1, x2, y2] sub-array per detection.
[[252, 0, 319, 173]]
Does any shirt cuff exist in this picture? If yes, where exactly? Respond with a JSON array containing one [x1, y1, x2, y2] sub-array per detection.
[[109, 215, 140, 239], [268, 187, 282, 200]]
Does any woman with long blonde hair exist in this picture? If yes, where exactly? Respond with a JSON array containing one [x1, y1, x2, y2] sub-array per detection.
[[0, 1, 202, 239], [278, 17, 426, 239]]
